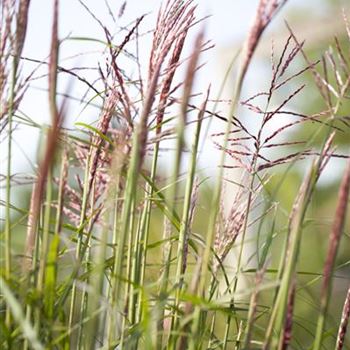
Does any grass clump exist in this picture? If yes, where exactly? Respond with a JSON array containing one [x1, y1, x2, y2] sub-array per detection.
[[1, 0, 350, 349]]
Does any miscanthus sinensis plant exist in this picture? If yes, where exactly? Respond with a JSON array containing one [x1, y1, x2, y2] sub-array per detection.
[[1, 0, 350, 349]]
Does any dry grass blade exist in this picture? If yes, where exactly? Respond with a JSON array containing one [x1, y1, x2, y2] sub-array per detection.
[[23, 0, 61, 270], [15, 0, 31, 58], [280, 282, 296, 350], [314, 158, 350, 349], [336, 286, 350, 350]]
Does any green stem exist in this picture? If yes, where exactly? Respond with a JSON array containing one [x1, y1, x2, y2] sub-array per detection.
[[68, 152, 91, 336], [106, 182, 121, 347], [36, 168, 53, 337], [169, 94, 207, 349], [4, 55, 19, 332], [108, 116, 148, 345]]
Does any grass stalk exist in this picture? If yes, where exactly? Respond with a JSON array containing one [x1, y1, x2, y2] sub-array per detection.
[[189, 7, 263, 345], [45, 149, 67, 320], [132, 143, 161, 344], [170, 87, 209, 349], [108, 51, 164, 344], [165, 30, 205, 349], [35, 168, 53, 335], [84, 213, 111, 350], [264, 159, 321, 349], [313, 159, 350, 349], [105, 179, 122, 345], [4, 54, 18, 332], [68, 152, 91, 334], [336, 285, 350, 350]]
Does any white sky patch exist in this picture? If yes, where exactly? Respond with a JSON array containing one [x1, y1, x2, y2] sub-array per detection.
[[7, 0, 346, 183]]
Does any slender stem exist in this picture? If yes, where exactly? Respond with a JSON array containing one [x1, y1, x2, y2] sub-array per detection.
[[120, 200, 136, 350], [68, 152, 91, 335], [36, 168, 53, 336], [108, 115, 148, 344], [169, 93, 207, 349], [4, 55, 19, 331], [45, 149, 67, 322], [85, 205, 113, 350], [158, 120, 184, 291], [77, 179, 98, 349], [190, 71, 242, 350], [23, 210, 41, 350], [128, 201, 140, 327], [134, 142, 160, 340], [106, 181, 122, 347], [224, 167, 257, 347]]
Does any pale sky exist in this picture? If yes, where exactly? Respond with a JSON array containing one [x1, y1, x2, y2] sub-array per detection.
[[17, 0, 262, 174], [8, 0, 349, 182]]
